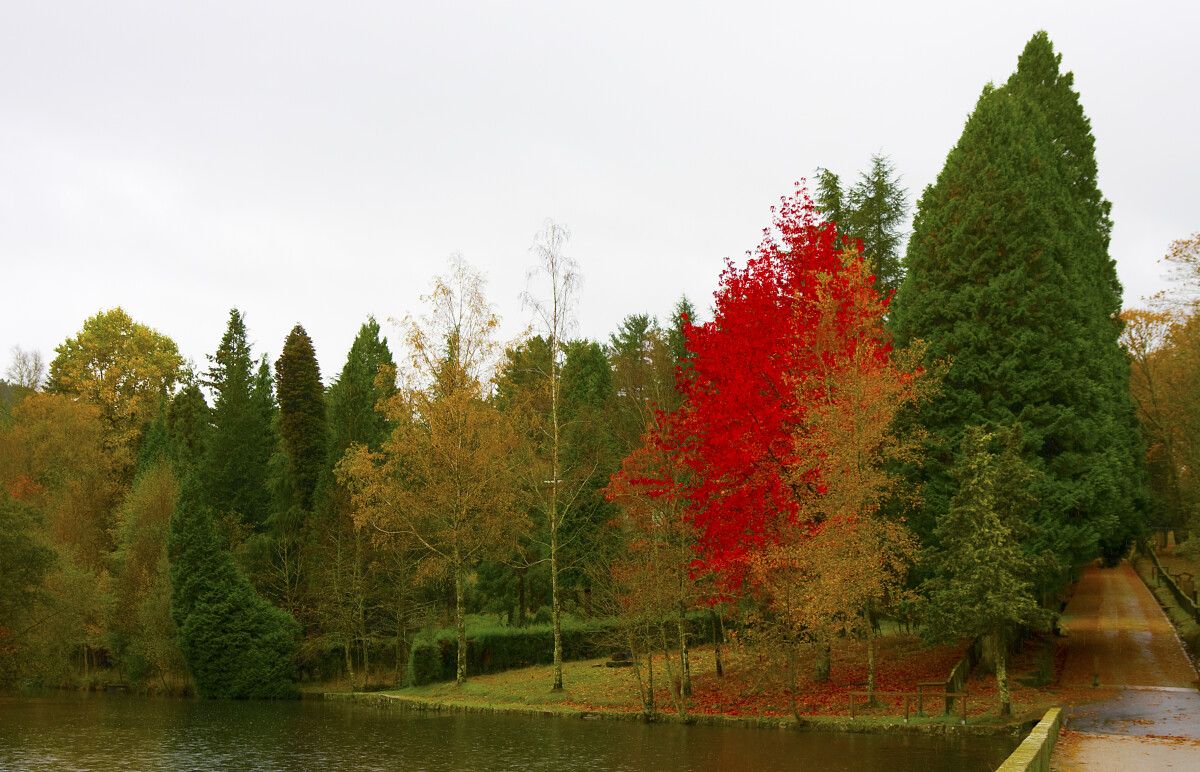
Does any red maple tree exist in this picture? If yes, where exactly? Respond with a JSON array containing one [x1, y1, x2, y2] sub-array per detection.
[[677, 186, 887, 586]]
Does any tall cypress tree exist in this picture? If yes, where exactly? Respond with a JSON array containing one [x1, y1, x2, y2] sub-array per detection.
[[275, 325, 327, 511], [203, 310, 275, 530], [1003, 32, 1146, 560], [893, 33, 1144, 579]]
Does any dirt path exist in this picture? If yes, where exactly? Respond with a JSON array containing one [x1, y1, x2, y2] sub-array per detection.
[[1052, 562, 1200, 770], [1057, 562, 1196, 689]]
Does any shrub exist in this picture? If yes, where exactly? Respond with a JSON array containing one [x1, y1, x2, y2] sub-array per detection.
[[407, 612, 716, 685]]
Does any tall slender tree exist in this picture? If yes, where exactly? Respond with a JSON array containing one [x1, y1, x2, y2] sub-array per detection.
[[203, 310, 275, 530], [522, 220, 580, 691], [275, 325, 327, 512]]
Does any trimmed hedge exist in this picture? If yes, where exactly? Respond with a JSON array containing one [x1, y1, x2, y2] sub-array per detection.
[[408, 612, 719, 686]]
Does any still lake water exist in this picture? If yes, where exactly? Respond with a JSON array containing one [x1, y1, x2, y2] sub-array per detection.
[[0, 693, 1018, 771]]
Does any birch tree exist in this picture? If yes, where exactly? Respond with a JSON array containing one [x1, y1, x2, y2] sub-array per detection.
[[339, 256, 528, 685]]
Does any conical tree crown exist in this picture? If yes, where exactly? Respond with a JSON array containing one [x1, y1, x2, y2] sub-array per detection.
[[893, 33, 1144, 576], [275, 324, 327, 511]]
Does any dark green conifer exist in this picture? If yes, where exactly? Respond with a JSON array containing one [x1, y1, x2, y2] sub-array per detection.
[[275, 325, 327, 511], [846, 154, 908, 295], [202, 310, 275, 530], [326, 318, 395, 456], [168, 474, 299, 699], [167, 382, 210, 473], [893, 32, 1145, 578]]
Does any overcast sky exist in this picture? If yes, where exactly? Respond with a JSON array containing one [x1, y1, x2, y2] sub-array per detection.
[[2, 1, 1197, 382]]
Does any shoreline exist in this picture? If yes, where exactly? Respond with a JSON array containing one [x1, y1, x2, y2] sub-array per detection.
[[322, 689, 1035, 738]]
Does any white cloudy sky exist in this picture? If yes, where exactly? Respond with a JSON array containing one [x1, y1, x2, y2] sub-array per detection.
[[2, 1, 1197, 380]]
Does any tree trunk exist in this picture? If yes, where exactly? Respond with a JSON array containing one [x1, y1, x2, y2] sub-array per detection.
[[646, 648, 656, 717], [344, 641, 355, 692], [677, 603, 692, 696], [550, 521, 564, 691], [787, 645, 800, 722], [713, 611, 724, 678], [517, 565, 527, 627], [455, 566, 467, 686], [866, 628, 877, 706], [995, 631, 1011, 716], [659, 625, 687, 719], [815, 642, 831, 682], [362, 637, 369, 688]]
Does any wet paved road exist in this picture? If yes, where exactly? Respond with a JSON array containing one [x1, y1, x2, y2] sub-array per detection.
[[1052, 562, 1200, 770]]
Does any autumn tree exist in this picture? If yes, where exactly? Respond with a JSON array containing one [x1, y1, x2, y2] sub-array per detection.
[[47, 308, 184, 475], [109, 434, 186, 690], [921, 426, 1053, 716], [605, 412, 698, 716], [0, 393, 119, 681], [339, 257, 528, 686], [1123, 233, 1200, 531], [747, 248, 929, 702], [669, 187, 856, 589], [316, 318, 399, 686]]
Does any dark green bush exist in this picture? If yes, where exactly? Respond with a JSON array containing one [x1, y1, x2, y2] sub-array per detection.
[[407, 612, 717, 686], [169, 481, 300, 699]]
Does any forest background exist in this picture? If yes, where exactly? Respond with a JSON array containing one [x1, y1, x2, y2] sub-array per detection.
[[1, 31, 1197, 718]]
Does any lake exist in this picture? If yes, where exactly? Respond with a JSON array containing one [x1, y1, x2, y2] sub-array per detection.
[[0, 693, 1018, 771]]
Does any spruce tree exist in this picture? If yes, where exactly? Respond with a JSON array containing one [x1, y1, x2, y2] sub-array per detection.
[[846, 154, 908, 295], [203, 310, 275, 530], [167, 382, 209, 474], [326, 317, 395, 456], [814, 168, 847, 240], [893, 33, 1144, 578], [275, 325, 327, 511], [667, 295, 697, 372], [168, 474, 299, 699]]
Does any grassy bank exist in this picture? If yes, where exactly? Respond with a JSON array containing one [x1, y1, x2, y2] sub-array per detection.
[[326, 637, 1067, 736]]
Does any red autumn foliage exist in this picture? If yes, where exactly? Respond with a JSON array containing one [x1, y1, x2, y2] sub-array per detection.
[[669, 185, 892, 589]]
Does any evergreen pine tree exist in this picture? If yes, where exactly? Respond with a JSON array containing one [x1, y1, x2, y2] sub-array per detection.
[[275, 325, 327, 511], [203, 310, 275, 530], [326, 317, 396, 456], [846, 154, 908, 295], [921, 426, 1053, 716], [667, 295, 697, 372], [893, 33, 1144, 577], [167, 382, 209, 473], [814, 168, 847, 240]]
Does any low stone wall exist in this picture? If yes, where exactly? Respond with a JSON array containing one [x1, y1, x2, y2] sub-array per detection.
[[995, 707, 1061, 772]]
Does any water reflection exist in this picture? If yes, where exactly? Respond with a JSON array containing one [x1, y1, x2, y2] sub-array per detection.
[[0, 693, 1017, 771]]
